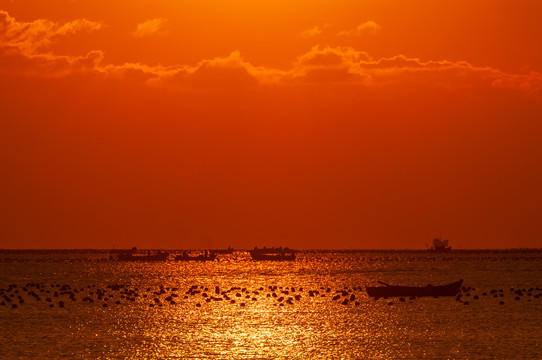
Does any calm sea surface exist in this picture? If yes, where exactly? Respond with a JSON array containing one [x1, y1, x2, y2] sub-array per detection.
[[0, 251, 541, 359]]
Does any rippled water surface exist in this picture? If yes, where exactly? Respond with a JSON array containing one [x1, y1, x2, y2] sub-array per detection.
[[1, 251, 541, 359]]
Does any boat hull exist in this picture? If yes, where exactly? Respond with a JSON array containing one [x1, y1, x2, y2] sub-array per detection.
[[366, 280, 463, 298], [116, 253, 169, 262], [249, 251, 295, 261]]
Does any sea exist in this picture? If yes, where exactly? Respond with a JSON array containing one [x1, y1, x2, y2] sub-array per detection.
[[0, 250, 541, 359]]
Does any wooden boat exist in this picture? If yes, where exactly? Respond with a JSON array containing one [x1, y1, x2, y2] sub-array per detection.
[[116, 251, 169, 262], [249, 249, 295, 261], [174, 251, 217, 262], [366, 279, 463, 298]]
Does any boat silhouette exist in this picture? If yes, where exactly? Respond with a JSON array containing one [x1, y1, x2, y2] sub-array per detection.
[[249, 247, 296, 261], [174, 250, 217, 262], [366, 279, 463, 298], [115, 249, 169, 262]]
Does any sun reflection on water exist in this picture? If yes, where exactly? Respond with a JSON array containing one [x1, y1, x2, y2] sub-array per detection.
[[97, 257, 397, 359], [2, 252, 542, 359]]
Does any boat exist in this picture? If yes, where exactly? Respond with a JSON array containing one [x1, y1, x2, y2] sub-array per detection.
[[115, 250, 169, 262], [366, 279, 463, 298], [249, 247, 296, 261], [209, 246, 235, 254], [428, 236, 452, 252], [250, 246, 296, 254], [174, 251, 217, 262]]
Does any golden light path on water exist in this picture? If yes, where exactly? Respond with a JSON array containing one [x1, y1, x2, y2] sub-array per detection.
[[2, 252, 542, 359], [92, 255, 452, 359]]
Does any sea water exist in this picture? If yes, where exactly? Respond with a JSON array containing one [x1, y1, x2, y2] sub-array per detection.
[[0, 251, 541, 359]]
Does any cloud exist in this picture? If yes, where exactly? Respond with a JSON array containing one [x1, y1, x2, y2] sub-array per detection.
[[1, 11, 540, 94], [149, 51, 285, 89], [295, 45, 371, 68], [297, 26, 322, 39], [0, 45, 103, 76], [490, 72, 542, 93], [355, 55, 542, 93], [287, 46, 371, 84], [97, 62, 181, 86], [0, 10, 103, 54], [132, 18, 169, 38], [285, 46, 542, 92], [56, 18, 104, 36], [338, 21, 381, 36], [0, 10, 104, 76]]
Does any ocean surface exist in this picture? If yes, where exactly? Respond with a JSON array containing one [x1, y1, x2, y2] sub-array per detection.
[[1, 250, 541, 359]]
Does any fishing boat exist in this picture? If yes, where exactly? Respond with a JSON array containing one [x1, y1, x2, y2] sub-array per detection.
[[366, 279, 463, 298], [249, 248, 296, 261], [174, 251, 217, 262], [115, 250, 170, 262]]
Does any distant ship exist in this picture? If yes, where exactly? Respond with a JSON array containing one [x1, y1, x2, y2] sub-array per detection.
[[209, 246, 235, 254], [115, 249, 170, 261], [249, 247, 296, 261], [428, 237, 452, 252], [250, 246, 294, 254]]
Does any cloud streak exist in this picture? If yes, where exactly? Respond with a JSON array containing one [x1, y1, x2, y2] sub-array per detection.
[[285, 46, 542, 93], [132, 18, 169, 38], [297, 26, 322, 39], [0, 45, 103, 76], [338, 21, 381, 36]]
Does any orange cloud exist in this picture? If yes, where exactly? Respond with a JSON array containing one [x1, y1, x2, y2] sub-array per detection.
[[287, 46, 371, 84], [338, 21, 381, 36], [490, 72, 542, 93], [295, 45, 371, 68], [0, 10, 103, 53], [297, 26, 322, 39], [147, 51, 285, 89], [0, 45, 103, 76], [132, 18, 169, 38], [1, 11, 540, 94], [140, 45, 542, 93], [286, 46, 542, 93], [0, 10, 104, 76]]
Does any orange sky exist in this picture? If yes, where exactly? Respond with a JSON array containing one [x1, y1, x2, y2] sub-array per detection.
[[1, 0, 541, 249]]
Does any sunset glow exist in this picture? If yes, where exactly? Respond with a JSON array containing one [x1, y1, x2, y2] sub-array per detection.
[[1, 0, 541, 249]]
